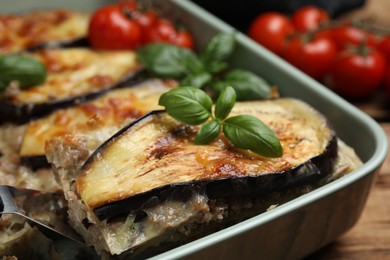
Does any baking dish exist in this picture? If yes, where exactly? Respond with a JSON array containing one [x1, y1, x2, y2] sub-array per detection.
[[2, 0, 387, 259]]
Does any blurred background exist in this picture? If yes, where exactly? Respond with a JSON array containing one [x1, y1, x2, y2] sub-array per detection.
[[193, 0, 366, 31]]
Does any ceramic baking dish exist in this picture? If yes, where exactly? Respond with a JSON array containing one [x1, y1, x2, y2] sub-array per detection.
[[3, 0, 388, 259]]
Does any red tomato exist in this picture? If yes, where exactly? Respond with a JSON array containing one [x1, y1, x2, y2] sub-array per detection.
[[248, 13, 294, 56], [328, 46, 386, 99], [117, 1, 157, 34], [146, 19, 177, 43], [282, 33, 337, 79], [132, 10, 158, 43], [174, 30, 194, 49], [384, 67, 390, 97], [330, 25, 378, 50], [117, 0, 138, 11], [144, 19, 194, 49], [134, 10, 157, 30], [378, 36, 390, 61], [144, 19, 177, 44], [88, 4, 141, 50], [292, 6, 329, 32]]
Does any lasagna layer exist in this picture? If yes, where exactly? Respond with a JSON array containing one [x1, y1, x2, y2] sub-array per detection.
[[46, 98, 363, 257], [0, 9, 89, 54]]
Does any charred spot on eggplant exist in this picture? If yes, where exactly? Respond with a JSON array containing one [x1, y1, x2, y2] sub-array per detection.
[[0, 48, 143, 124], [171, 125, 197, 137], [75, 99, 338, 221]]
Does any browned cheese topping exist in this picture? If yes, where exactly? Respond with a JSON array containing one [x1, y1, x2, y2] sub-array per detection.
[[0, 9, 89, 53]]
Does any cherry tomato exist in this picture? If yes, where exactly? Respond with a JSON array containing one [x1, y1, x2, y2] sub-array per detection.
[[282, 33, 337, 79], [378, 36, 390, 61], [88, 4, 141, 50], [144, 19, 177, 44], [174, 30, 194, 49], [384, 67, 390, 97], [117, 0, 138, 11], [248, 13, 294, 56], [328, 46, 386, 99], [292, 6, 329, 32], [134, 10, 158, 32], [117, 1, 157, 37], [144, 18, 194, 49], [124, 9, 157, 44], [330, 25, 378, 50]]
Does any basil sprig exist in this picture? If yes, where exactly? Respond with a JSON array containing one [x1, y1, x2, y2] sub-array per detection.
[[159, 86, 283, 158], [138, 33, 273, 100], [0, 55, 47, 90]]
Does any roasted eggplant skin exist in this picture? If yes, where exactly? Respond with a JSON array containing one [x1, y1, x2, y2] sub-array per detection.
[[0, 68, 143, 125], [76, 104, 338, 221], [20, 156, 50, 170], [26, 37, 89, 52], [0, 89, 99, 124]]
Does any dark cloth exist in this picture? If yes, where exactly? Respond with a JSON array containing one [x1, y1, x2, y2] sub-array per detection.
[[192, 0, 366, 31]]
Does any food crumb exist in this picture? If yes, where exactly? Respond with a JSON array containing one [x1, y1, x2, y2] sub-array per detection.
[[266, 204, 278, 211]]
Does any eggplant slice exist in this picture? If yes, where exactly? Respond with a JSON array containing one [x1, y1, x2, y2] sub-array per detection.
[[0, 48, 142, 124], [19, 79, 176, 168], [46, 97, 363, 257], [0, 9, 90, 54], [77, 98, 338, 219]]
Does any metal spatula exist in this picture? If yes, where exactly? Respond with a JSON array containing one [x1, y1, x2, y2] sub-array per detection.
[[0, 185, 84, 244], [0, 185, 100, 259]]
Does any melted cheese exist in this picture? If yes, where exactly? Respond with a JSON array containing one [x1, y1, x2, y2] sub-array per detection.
[[20, 80, 176, 157], [7, 48, 140, 104], [0, 9, 89, 53]]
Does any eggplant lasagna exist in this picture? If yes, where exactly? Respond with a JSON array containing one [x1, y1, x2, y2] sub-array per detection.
[[0, 6, 363, 260], [45, 98, 362, 258]]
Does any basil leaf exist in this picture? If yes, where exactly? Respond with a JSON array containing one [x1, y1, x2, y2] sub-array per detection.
[[214, 86, 236, 121], [223, 115, 282, 157], [0, 55, 47, 90], [194, 120, 221, 145], [205, 61, 228, 74], [201, 33, 235, 73], [212, 69, 271, 100], [181, 72, 212, 88], [159, 87, 212, 125], [137, 43, 203, 77], [180, 50, 205, 75]]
